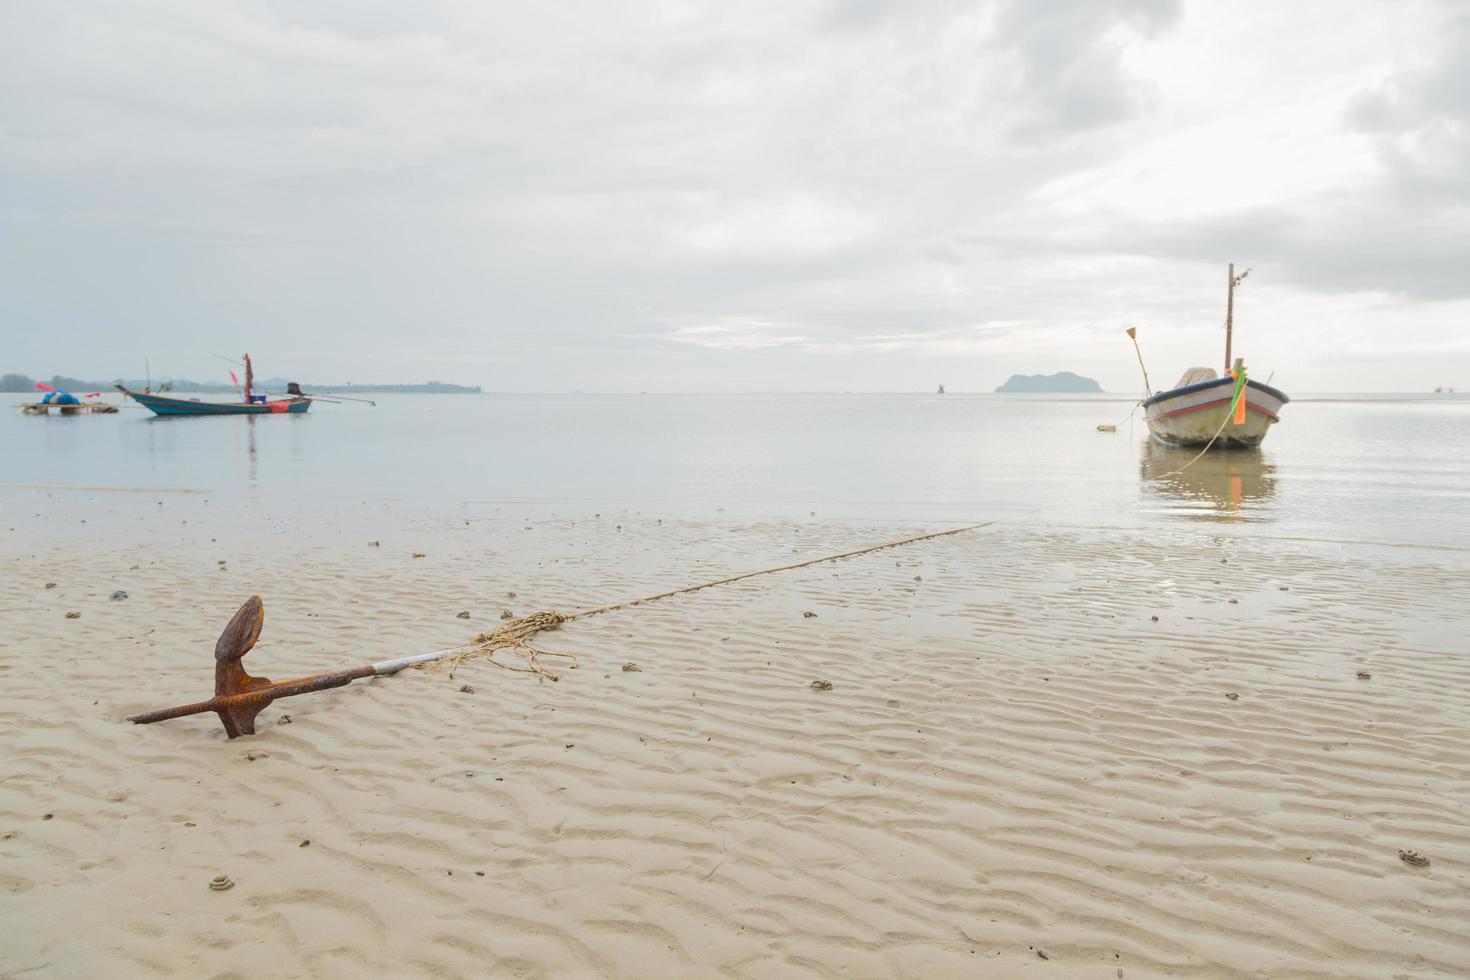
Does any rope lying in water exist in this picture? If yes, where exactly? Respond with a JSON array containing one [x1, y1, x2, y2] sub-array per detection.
[[425, 514, 1017, 679], [1152, 370, 1250, 479]]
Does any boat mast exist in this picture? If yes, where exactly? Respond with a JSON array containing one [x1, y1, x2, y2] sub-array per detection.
[[1224, 263, 1234, 374], [243, 353, 253, 403], [1224, 263, 1250, 374]]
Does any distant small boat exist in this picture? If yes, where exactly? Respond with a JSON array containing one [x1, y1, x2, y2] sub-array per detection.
[[1142, 265, 1289, 449], [118, 389, 311, 416], [19, 401, 119, 415], [117, 354, 311, 417], [18, 384, 119, 415]]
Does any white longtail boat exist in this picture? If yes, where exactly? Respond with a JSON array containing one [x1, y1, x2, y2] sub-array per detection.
[[1139, 264, 1289, 449]]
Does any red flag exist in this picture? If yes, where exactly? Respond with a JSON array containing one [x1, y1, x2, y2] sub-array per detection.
[[229, 370, 239, 385], [85, 392, 101, 398], [34, 382, 55, 392]]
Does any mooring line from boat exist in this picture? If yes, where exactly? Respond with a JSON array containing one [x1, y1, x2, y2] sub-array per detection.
[[1150, 369, 1250, 480], [1098, 398, 1144, 433]]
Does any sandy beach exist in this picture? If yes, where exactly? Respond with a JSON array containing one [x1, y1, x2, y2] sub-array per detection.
[[3, 490, 1468, 978], [7, 0, 1470, 973]]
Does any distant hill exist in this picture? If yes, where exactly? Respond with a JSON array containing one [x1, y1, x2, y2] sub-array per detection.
[[995, 372, 1103, 394]]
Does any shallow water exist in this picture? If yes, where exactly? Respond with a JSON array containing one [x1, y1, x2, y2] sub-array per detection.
[[3, 392, 1467, 548]]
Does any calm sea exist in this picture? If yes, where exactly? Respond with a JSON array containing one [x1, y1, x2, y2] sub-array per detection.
[[3, 392, 1467, 548]]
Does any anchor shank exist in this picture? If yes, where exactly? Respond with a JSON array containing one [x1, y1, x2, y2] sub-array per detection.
[[128, 664, 376, 726]]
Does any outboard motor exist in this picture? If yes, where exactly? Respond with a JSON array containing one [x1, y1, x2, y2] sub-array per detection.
[[286, 382, 303, 396]]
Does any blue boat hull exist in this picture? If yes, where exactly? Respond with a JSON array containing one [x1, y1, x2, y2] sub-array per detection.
[[118, 387, 311, 417]]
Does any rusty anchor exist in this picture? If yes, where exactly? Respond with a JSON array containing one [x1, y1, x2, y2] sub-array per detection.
[[127, 595, 464, 738]]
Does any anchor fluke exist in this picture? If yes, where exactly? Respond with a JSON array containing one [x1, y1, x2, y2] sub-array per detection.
[[213, 595, 273, 737]]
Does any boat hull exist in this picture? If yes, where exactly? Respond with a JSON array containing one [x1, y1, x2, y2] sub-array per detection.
[[118, 388, 311, 417], [1143, 377, 1288, 449]]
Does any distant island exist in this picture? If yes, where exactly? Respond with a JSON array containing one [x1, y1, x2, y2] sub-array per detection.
[[0, 373, 480, 394], [994, 372, 1103, 394]]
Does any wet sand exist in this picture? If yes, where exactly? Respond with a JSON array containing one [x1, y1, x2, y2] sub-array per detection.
[[3, 492, 1469, 977]]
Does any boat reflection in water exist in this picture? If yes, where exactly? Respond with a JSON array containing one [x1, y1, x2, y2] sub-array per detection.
[[1139, 440, 1277, 521]]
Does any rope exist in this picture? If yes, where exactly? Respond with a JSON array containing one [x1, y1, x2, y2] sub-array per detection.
[[1101, 398, 1143, 432], [422, 610, 567, 677], [475, 640, 578, 681], [1152, 370, 1249, 479], [568, 515, 1016, 622], [428, 514, 1023, 678]]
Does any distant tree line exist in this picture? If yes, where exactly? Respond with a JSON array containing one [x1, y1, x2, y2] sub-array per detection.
[[1, 372, 481, 394], [0, 373, 94, 392]]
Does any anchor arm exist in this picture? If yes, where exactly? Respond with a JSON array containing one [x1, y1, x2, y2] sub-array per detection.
[[127, 596, 376, 737], [126, 596, 471, 738]]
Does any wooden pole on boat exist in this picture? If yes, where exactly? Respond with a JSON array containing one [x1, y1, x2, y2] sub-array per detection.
[[126, 596, 465, 738], [1224, 263, 1234, 374], [1224, 264, 1250, 374], [313, 392, 377, 406], [1125, 326, 1151, 397]]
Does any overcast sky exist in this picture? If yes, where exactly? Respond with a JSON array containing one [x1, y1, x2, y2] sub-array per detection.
[[2, 0, 1466, 391]]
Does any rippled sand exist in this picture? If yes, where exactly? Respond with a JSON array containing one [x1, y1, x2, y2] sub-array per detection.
[[3, 493, 1468, 977]]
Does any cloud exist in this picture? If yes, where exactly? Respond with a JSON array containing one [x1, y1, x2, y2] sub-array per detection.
[[993, 0, 1183, 144], [659, 318, 815, 350], [0, 0, 1464, 392]]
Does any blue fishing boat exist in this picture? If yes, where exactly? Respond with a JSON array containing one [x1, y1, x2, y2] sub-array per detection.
[[117, 354, 312, 417]]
